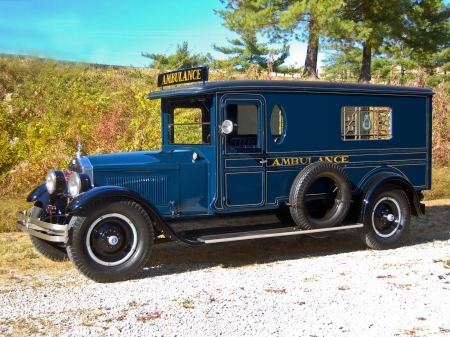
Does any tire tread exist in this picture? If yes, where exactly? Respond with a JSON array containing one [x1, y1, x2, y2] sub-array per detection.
[[67, 197, 154, 283], [289, 162, 352, 230], [358, 184, 411, 250]]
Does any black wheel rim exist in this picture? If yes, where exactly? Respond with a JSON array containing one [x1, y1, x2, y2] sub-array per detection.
[[305, 176, 339, 220], [86, 213, 137, 266], [371, 197, 402, 238]]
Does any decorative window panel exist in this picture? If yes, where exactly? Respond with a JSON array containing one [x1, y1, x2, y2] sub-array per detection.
[[341, 106, 392, 140]]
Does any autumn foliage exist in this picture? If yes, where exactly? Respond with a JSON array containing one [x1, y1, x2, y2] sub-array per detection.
[[1, 55, 450, 199]]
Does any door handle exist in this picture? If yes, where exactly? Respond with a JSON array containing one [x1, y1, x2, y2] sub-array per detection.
[[260, 159, 267, 164]]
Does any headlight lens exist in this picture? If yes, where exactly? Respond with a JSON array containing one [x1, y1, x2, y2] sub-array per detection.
[[45, 170, 65, 194], [68, 172, 90, 197], [68, 172, 81, 197], [221, 120, 234, 134]]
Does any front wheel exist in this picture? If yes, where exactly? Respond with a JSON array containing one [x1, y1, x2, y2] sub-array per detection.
[[66, 198, 154, 282], [358, 184, 411, 250]]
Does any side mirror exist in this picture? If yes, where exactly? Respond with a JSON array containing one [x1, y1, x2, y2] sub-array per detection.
[[221, 120, 234, 135]]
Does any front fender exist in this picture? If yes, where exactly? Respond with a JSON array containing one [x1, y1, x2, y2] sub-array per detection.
[[66, 186, 203, 245], [67, 185, 149, 214], [26, 183, 51, 217], [25, 183, 69, 220], [27, 182, 48, 203], [359, 171, 424, 221]]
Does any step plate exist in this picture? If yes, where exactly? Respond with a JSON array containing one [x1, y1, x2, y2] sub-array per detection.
[[196, 223, 364, 244]]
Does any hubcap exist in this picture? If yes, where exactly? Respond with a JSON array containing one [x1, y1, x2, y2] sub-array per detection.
[[86, 213, 138, 266], [108, 235, 119, 246], [385, 214, 396, 222], [372, 197, 401, 238]]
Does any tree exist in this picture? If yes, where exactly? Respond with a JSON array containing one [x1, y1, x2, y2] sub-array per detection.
[[437, 46, 450, 73], [142, 41, 213, 72], [332, 0, 407, 83], [321, 46, 362, 82], [215, 0, 342, 79], [332, 0, 450, 83], [212, 32, 289, 71]]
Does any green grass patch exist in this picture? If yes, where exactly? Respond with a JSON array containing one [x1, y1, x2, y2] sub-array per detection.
[[433, 258, 450, 268]]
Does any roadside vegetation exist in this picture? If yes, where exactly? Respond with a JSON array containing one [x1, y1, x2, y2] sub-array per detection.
[[1, 54, 450, 233]]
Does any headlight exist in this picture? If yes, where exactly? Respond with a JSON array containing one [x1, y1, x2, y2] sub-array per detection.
[[68, 172, 91, 197], [45, 170, 65, 194], [221, 120, 234, 134]]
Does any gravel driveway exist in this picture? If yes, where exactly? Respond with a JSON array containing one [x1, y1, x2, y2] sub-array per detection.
[[1, 200, 449, 336]]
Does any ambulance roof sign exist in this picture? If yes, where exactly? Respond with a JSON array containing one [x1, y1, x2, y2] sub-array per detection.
[[157, 67, 209, 88]]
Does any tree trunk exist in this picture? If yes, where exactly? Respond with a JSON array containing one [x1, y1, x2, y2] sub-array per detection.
[[358, 39, 372, 83], [303, 18, 319, 79], [400, 46, 405, 80]]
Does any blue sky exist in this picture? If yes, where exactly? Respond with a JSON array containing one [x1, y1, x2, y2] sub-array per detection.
[[0, 0, 307, 68]]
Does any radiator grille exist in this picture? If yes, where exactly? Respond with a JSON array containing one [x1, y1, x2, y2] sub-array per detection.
[[106, 175, 169, 206]]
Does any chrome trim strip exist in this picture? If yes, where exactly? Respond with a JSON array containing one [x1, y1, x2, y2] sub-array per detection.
[[16, 211, 68, 243], [17, 212, 68, 231], [198, 223, 364, 244], [16, 222, 67, 243]]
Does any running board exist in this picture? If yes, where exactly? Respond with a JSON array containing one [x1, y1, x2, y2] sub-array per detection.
[[195, 223, 364, 244]]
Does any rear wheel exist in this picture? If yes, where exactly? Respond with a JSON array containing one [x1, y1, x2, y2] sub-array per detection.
[[29, 206, 68, 262], [67, 198, 154, 282], [358, 184, 411, 250]]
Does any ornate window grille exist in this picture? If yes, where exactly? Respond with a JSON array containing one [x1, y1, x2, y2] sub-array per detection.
[[341, 106, 392, 140]]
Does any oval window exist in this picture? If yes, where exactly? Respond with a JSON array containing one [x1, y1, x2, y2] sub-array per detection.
[[270, 104, 286, 144]]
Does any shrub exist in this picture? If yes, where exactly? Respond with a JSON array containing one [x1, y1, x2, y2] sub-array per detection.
[[0, 56, 160, 197]]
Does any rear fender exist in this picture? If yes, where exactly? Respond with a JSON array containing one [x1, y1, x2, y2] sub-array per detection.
[[358, 172, 424, 222]]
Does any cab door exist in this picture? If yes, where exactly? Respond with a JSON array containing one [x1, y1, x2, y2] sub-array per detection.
[[216, 94, 266, 210]]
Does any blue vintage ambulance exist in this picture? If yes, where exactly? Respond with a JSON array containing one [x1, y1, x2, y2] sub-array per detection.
[[17, 68, 433, 282]]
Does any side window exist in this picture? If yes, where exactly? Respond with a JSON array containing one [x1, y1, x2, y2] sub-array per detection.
[[342, 106, 392, 140], [226, 104, 259, 148], [172, 108, 203, 144], [168, 99, 211, 145], [270, 104, 286, 144]]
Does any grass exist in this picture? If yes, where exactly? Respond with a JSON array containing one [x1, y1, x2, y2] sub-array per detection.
[[181, 299, 195, 309], [0, 197, 29, 233], [265, 288, 287, 294], [423, 167, 450, 200], [0, 232, 72, 278], [433, 258, 450, 268], [0, 316, 61, 337]]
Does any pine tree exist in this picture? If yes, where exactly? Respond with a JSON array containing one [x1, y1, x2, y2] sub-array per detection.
[[215, 0, 341, 79], [332, 0, 450, 83], [142, 41, 213, 72], [212, 32, 289, 71]]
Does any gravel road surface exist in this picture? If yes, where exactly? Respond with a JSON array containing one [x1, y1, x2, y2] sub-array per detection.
[[1, 200, 449, 336]]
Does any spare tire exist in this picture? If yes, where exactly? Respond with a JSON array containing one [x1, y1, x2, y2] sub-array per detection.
[[289, 161, 352, 230]]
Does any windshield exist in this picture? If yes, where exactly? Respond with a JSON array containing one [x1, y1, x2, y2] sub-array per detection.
[[167, 98, 211, 145]]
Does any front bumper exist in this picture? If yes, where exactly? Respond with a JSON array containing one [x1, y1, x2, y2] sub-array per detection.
[[16, 211, 69, 243]]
